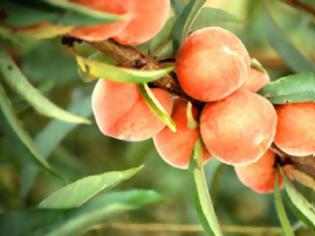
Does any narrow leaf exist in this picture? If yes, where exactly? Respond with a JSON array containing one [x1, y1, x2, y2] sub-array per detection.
[[0, 82, 62, 180], [186, 101, 198, 129], [191, 7, 239, 32], [190, 139, 222, 236], [75, 54, 174, 83], [259, 73, 315, 104], [2, 0, 122, 27], [40, 0, 123, 23], [274, 173, 294, 236], [171, 0, 186, 15], [173, 0, 206, 51], [0, 190, 164, 236], [20, 96, 93, 198], [263, 1, 315, 73], [149, 16, 176, 55], [138, 83, 176, 132], [46, 190, 164, 236], [0, 46, 90, 124], [282, 171, 315, 229], [39, 166, 144, 209]]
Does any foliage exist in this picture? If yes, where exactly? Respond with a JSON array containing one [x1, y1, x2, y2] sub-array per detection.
[[0, 0, 314, 235]]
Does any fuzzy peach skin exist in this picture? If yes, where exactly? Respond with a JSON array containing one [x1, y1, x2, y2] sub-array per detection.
[[92, 79, 173, 141], [274, 102, 315, 156], [176, 27, 251, 102], [200, 90, 277, 166], [240, 67, 270, 92], [235, 150, 283, 193], [113, 0, 171, 45], [69, 0, 133, 41], [153, 98, 211, 169]]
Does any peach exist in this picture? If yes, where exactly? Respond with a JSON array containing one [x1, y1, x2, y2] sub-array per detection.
[[113, 0, 171, 45], [274, 102, 315, 156], [200, 90, 277, 166], [240, 67, 270, 92], [234, 150, 283, 193], [69, 0, 133, 41], [153, 99, 211, 169], [92, 79, 173, 141], [176, 27, 251, 102]]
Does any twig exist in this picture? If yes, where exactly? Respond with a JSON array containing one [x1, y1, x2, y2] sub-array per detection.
[[282, 0, 315, 17], [91, 222, 283, 235]]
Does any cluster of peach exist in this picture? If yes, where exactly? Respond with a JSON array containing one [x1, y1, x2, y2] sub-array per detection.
[[71, 0, 315, 194]]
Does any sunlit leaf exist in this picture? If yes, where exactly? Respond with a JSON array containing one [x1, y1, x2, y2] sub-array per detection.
[[173, 0, 206, 51], [263, 1, 315, 73], [0, 82, 62, 180], [259, 73, 315, 104], [186, 101, 198, 129], [138, 83, 176, 132], [0, 46, 90, 124], [39, 166, 144, 209], [190, 139, 222, 236], [191, 7, 239, 32], [75, 54, 174, 83], [274, 173, 294, 236]]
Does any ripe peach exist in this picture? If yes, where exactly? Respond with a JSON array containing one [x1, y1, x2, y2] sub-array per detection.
[[240, 67, 270, 92], [274, 102, 315, 156], [153, 99, 211, 169], [113, 0, 171, 45], [234, 150, 283, 193], [69, 0, 133, 41], [92, 79, 173, 141], [176, 27, 251, 102], [200, 90, 277, 166]]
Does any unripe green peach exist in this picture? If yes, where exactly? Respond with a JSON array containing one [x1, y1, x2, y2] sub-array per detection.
[[274, 102, 315, 156], [92, 79, 173, 141], [235, 150, 283, 193], [114, 0, 171, 45], [240, 67, 270, 92], [200, 90, 277, 166], [69, 0, 133, 41], [153, 98, 211, 169], [176, 27, 251, 102]]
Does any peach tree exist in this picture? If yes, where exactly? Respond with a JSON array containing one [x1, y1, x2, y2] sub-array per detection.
[[0, 0, 314, 235]]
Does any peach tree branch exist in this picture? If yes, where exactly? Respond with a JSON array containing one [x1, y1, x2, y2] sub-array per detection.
[[61, 36, 315, 179]]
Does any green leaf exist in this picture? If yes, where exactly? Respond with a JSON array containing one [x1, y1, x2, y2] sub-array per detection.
[[0, 82, 62, 180], [75, 54, 174, 83], [2, 0, 122, 27], [20, 96, 93, 198], [39, 166, 144, 209], [282, 172, 315, 230], [274, 173, 294, 236], [171, 0, 186, 15], [138, 83, 176, 132], [0, 190, 164, 236], [186, 101, 198, 129], [263, 1, 315, 73], [191, 7, 239, 32], [173, 0, 206, 51], [149, 16, 176, 56], [190, 139, 222, 236], [0, 46, 90, 124], [259, 73, 315, 104]]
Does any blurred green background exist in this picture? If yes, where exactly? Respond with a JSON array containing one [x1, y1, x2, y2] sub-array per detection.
[[0, 0, 314, 235]]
